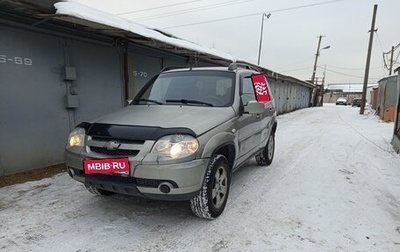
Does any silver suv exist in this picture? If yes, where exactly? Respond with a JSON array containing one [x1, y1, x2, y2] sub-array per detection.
[[65, 63, 277, 219]]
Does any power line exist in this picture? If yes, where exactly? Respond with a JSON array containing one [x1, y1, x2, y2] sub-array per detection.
[[117, 0, 200, 15], [375, 32, 386, 55], [319, 66, 367, 79], [376, 31, 390, 76], [131, 0, 253, 22], [395, 50, 400, 65], [382, 42, 400, 73], [279, 62, 383, 80], [273, 56, 315, 70], [279, 66, 312, 73], [325, 64, 381, 70], [162, 0, 345, 29], [320, 66, 382, 81]]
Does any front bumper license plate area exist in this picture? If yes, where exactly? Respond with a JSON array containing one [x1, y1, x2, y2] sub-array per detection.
[[83, 157, 130, 175]]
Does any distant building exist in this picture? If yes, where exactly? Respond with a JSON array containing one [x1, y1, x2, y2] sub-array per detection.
[[323, 83, 378, 105], [323, 83, 363, 104]]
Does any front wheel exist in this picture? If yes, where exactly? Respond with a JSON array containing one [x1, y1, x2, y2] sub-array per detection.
[[255, 133, 275, 166], [190, 154, 231, 219]]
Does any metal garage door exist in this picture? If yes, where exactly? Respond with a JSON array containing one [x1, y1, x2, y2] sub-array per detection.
[[0, 25, 69, 175]]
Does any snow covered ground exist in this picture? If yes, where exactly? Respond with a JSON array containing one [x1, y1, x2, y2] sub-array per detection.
[[1, 104, 400, 252]]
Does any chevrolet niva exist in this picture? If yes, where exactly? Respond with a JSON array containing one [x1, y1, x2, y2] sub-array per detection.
[[65, 63, 277, 219]]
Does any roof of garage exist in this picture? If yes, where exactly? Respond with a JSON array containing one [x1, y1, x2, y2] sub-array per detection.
[[52, 2, 237, 64]]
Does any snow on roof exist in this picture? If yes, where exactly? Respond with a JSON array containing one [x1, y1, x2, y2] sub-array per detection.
[[54, 1, 237, 62]]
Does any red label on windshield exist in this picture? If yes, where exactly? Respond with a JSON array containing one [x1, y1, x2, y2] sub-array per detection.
[[251, 74, 270, 103]]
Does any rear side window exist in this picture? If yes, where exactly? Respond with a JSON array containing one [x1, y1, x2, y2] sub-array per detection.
[[241, 77, 256, 105], [241, 74, 272, 105]]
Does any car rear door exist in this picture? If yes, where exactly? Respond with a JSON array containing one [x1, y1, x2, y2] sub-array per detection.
[[250, 74, 275, 148], [236, 74, 267, 163]]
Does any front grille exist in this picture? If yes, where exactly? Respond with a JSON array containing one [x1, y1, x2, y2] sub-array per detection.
[[84, 173, 178, 188], [91, 137, 145, 145], [90, 147, 139, 157]]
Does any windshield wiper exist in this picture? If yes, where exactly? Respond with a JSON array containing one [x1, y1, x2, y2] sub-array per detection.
[[166, 99, 213, 107], [133, 98, 163, 105]]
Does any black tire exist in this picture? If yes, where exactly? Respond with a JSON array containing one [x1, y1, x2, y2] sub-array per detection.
[[84, 184, 115, 196], [190, 154, 231, 219], [255, 133, 275, 166]]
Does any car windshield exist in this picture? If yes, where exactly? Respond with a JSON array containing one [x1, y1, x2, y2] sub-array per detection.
[[133, 70, 235, 107]]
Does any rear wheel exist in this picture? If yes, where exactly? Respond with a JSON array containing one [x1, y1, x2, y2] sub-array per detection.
[[84, 184, 115, 196], [255, 133, 275, 166], [190, 154, 231, 219]]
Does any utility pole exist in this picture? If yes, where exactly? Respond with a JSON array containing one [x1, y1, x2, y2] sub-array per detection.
[[311, 36, 323, 86], [389, 45, 394, 75], [311, 36, 322, 107], [360, 4, 378, 115], [311, 35, 330, 107], [321, 65, 327, 106]]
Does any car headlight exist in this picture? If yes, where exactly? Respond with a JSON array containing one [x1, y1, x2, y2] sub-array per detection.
[[66, 127, 85, 148], [151, 134, 199, 159]]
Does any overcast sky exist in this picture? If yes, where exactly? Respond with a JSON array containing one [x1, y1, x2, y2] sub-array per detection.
[[74, 0, 400, 84]]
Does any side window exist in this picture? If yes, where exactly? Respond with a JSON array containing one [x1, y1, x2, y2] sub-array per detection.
[[241, 76, 256, 105]]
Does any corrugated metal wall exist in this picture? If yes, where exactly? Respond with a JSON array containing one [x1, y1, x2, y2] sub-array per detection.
[[268, 79, 311, 114], [377, 76, 397, 121], [392, 70, 400, 153], [0, 25, 69, 175]]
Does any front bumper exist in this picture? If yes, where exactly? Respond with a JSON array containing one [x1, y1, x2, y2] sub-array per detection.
[[65, 150, 208, 201]]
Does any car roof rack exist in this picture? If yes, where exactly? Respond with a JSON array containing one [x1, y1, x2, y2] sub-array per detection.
[[228, 62, 258, 71], [160, 66, 185, 72]]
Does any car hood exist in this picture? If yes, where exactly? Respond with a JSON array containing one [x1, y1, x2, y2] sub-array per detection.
[[91, 105, 236, 136]]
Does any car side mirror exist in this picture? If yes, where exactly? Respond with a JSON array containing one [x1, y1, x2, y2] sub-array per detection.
[[244, 100, 265, 114]]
